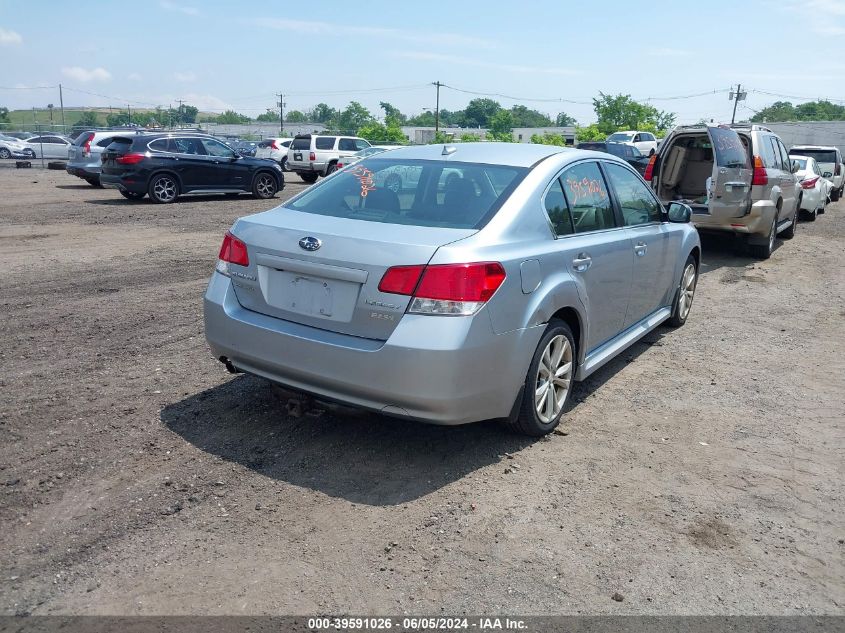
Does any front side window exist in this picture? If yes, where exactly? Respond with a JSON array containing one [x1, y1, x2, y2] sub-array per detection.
[[544, 178, 573, 236], [286, 159, 527, 229], [776, 140, 791, 172], [605, 163, 661, 226], [315, 136, 335, 150], [201, 138, 236, 158], [171, 137, 203, 155], [560, 161, 616, 233], [354, 139, 371, 151]]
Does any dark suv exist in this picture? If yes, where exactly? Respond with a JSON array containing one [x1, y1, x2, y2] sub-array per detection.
[[100, 133, 283, 203]]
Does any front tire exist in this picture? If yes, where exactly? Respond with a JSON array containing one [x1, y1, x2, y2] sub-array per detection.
[[148, 174, 179, 204], [505, 320, 576, 437], [252, 172, 278, 199], [0, 148, 10, 159], [668, 255, 698, 327]]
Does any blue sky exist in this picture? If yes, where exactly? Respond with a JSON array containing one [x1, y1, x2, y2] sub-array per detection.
[[2, 0, 845, 124]]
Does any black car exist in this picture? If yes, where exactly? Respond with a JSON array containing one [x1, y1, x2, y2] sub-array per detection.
[[576, 141, 651, 175], [100, 133, 283, 203]]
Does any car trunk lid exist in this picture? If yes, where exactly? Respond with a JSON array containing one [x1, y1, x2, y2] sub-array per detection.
[[228, 210, 476, 340], [100, 137, 135, 174]]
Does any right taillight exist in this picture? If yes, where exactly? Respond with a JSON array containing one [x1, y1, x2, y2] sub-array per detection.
[[752, 155, 768, 186], [116, 152, 146, 165], [643, 154, 657, 181], [215, 231, 249, 276], [379, 262, 506, 316], [309, 151, 316, 161]]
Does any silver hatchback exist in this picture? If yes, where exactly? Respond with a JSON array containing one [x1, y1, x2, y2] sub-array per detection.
[[204, 143, 701, 436]]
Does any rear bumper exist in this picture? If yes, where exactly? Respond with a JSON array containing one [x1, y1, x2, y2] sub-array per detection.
[[66, 164, 101, 179], [691, 200, 777, 237], [288, 160, 327, 175], [203, 272, 540, 425], [100, 173, 147, 193]]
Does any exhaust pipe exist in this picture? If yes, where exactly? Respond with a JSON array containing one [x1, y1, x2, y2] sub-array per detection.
[[219, 356, 241, 374]]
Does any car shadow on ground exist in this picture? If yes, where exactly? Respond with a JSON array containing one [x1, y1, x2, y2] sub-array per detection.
[[55, 184, 99, 190], [161, 327, 667, 506], [696, 231, 778, 277], [84, 194, 255, 206]]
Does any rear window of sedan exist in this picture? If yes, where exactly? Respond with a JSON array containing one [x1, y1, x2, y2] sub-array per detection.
[[791, 149, 837, 164], [286, 159, 528, 229]]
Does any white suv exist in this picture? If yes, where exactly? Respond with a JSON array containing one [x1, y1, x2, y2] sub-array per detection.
[[606, 130, 659, 156], [255, 137, 293, 170], [788, 145, 843, 201], [287, 134, 371, 183]]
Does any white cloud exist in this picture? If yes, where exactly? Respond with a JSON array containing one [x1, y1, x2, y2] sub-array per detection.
[[174, 71, 197, 82], [61, 66, 112, 82], [250, 17, 495, 49], [160, 0, 199, 16], [391, 50, 578, 76], [647, 47, 690, 57], [128, 72, 142, 81], [0, 27, 22, 45]]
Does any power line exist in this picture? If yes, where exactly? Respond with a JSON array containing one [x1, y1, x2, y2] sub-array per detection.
[[441, 83, 592, 104], [748, 88, 845, 105]]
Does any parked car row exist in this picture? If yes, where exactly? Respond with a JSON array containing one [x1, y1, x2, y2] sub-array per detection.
[[0, 133, 72, 159]]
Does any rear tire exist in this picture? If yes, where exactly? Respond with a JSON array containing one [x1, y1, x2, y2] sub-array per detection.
[[832, 188, 840, 202], [749, 214, 777, 259], [252, 172, 278, 199], [120, 190, 145, 201], [504, 319, 576, 437], [668, 255, 698, 327], [85, 177, 102, 187], [324, 162, 337, 177], [148, 174, 179, 204], [300, 172, 318, 184], [782, 208, 798, 239]]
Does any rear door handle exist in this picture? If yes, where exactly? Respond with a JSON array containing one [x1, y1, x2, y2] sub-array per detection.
[[634, 241, 647, 256], [572, 253, 592, 272]]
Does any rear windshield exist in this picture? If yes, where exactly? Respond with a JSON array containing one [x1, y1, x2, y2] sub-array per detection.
[[792, 158, 807, 169], [291, 137, 310, 150], [286, 159, 528, 229], [608, 133, 634, 142], [790, 149, 837, 164], [709, 127, 750, 169], [72, 132, 94, 146]]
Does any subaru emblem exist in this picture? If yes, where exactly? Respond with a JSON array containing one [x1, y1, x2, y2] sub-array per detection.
[[299, 236, 321, 251]]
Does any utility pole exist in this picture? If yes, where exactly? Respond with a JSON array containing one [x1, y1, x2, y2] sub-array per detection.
[[127, 103, 132, 126], [276, 92, 285, 135], [58, 83, 65, 133], [177, 99, 184, 127], [168, 103, 172, 129], [432, 81, 442, 133], [729, 84, 746, 125]]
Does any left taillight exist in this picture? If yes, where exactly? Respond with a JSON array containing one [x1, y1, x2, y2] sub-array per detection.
[[270, 140, 279, 150], [378, 262, 506, 316], [643, 153, 657, 181], [800, 176, 819, 189], [116, 152, 146, 165], [216, 231, 249, 276]]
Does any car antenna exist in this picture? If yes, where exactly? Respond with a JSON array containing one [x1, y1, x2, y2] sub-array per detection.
[[442, 145, 457, 156]]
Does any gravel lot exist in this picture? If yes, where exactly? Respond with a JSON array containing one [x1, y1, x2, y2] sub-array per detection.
[[0, 165, 843, 616]]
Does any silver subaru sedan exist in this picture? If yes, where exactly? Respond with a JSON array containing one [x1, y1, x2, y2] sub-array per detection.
[[204, 142, 700, 436]]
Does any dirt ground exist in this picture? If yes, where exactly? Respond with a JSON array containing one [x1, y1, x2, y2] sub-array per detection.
[[0, 165, 843, 616]]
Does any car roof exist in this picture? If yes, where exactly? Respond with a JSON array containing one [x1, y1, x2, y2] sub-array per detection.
[[374, 142, 572, 168], [790, 145, 838, 150]]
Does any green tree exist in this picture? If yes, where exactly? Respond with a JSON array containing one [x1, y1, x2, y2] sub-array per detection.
[[530, 132, 568, 146], [69, 110, 101, 135], [555, 112, 576, 127], [180, 104, 198, 123], [750, 99, 845, 122], [285, 110, 307, 123], [459, 133, 481, 142], [215, 110, 251, 124], [592, 93, 675, 136], [334, 101, 374, 132], [357, 121, 407, 143], [256, 109, 280, 122], [463, 98, 501, 127], [407, 110, 436, 126], [0, 107, 10, 125], [379, 101, 406, 126], [308, 103, 338, 124], [509, 105, 553, 127], [574, 123, 605, 142], [487, 110, 514, 141]]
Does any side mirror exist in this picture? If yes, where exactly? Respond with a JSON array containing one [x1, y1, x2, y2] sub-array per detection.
[[791, 160, 800, 173], [823, 171, 833, 178], [667, 201, 692, 223]]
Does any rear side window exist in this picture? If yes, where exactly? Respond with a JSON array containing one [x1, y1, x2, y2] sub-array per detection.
[[338, 138, 356, 151], [258, 140, 271, 148], [315, 136, 335, 150], [544, 178, 574, 236], [560, 161, 616, 233], [149, 139, 169, 152], [96, 136, 115, 148], [709, 127, 749, 168], [291, 137, 310, 150], [604, 163, 661, 226], [286, 158, 527, 229]]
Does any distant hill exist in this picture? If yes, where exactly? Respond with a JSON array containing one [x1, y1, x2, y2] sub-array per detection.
[[5, 107, 221, 129]]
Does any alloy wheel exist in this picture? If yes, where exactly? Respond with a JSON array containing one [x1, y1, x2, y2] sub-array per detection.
[[153, 177, 177, 202], [678, 263, 697, 320], [0, 148, 10, 159], [256, 174, 275, 197], [534, 335, 573, 424]]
